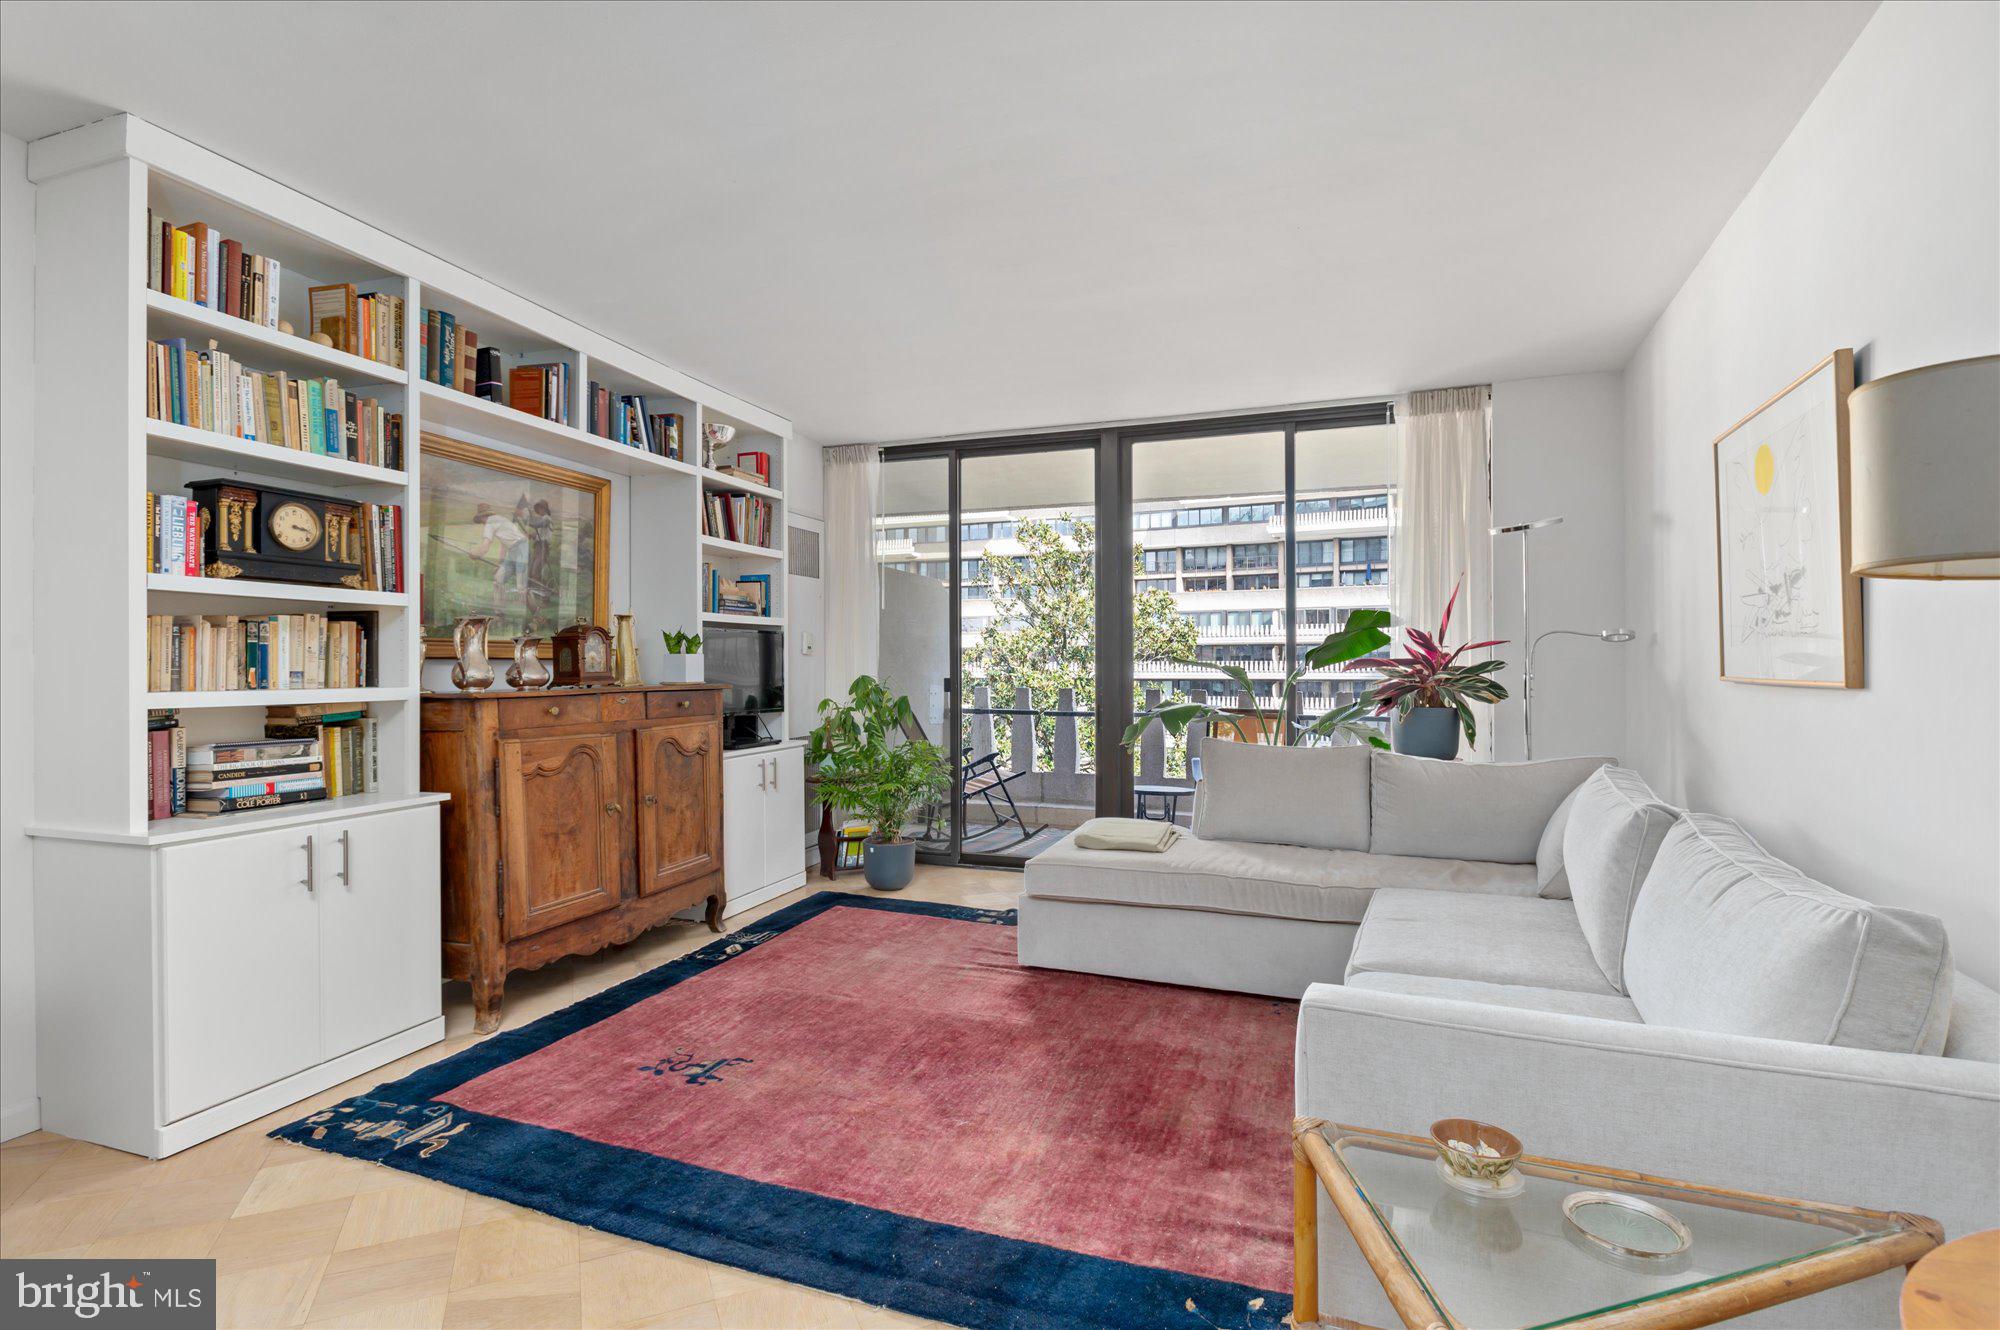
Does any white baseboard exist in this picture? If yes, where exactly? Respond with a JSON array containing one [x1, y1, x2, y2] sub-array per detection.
[[723, 871, 810, 919], [0, 1096, 42, 1142]]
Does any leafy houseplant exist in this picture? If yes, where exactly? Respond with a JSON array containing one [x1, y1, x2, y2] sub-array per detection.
[[1122, 610, 1396, 752], [658, 628, 703, 683], [808, 676, 950, 891], [1354, 578, 1507, 758]]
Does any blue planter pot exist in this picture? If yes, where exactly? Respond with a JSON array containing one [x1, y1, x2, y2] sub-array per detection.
[[1393, 707, 1461, 760], [863, 840, 917, 891]]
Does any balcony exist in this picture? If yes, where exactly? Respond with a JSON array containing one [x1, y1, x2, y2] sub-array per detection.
[[1271, 504, 1398, 535]]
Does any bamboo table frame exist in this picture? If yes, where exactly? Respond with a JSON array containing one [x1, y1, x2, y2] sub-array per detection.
[[1290, 1118, 1942, 1330]]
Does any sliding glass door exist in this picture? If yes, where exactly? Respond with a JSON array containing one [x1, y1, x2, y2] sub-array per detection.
[[877, 439, 1102, 867], [872, 403, 1392, 864]]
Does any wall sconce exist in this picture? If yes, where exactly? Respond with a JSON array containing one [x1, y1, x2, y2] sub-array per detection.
[[1849, 354, 1998, 579]]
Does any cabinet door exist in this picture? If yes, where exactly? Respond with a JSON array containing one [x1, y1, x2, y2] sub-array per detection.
[[498, 733, 624, 940], [318, 807, 443, 1060], [159, 829, 321, 1122], [763, 747, 807, 888], [721, 752, 768, 906], [634, 720, 722, 896]]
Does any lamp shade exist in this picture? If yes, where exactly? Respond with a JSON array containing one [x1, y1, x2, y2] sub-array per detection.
[[1848, 354, 1999, 578]]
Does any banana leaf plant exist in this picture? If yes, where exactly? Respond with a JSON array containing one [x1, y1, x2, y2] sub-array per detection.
[[1122, 609, 1395, 751], [1354, 578, 1508, 748]]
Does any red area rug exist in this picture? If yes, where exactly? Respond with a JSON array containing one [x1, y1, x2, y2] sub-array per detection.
[[277, 893, 1296, 1330]]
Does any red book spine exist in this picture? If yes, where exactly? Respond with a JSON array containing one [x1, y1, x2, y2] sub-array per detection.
[[183, 498, 199, 575], [220, 240, 244, 317], [149, 730, 171, 820]]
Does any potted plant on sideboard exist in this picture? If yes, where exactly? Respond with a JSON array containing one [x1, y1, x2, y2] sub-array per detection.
[[809, 676, 950, 891], [1355, 578, 1508, 760]]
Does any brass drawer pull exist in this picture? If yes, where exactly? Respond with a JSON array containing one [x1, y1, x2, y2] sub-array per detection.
[[547, 705, 562, 717], [605, 801, 621, 816], [678, 699, 690, 708], [644, 794, 659, 807]]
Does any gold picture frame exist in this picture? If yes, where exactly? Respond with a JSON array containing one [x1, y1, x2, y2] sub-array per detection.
[[420, 434, 612, 659], [1711, 349, 1862, 687]]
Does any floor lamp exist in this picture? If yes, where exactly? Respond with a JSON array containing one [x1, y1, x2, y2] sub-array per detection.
[[1527, 628, 1636, 760], [1489, 516, 1562, 756]]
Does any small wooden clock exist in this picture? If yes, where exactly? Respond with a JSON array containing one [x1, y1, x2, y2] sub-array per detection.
[[552, 622, 615, 686], [188, 479, 364, 587]]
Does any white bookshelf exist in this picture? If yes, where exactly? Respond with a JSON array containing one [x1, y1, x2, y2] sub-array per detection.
[[22, 114, 798, 1156]]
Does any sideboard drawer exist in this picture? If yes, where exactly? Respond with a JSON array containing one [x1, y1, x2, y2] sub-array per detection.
[[601, 692, 646, 723], [647, 690, 720, 719], [499, 694, 601, 732]]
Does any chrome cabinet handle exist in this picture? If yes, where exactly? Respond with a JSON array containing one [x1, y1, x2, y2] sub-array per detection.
[[336, 830, 352, 887], [769, 759, 778, 791], [302, 836, 315, 894], [757, 760, 768, 791]]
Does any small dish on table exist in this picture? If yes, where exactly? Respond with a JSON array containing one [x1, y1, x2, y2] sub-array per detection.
[[1430, 1117, 1524, 1198]]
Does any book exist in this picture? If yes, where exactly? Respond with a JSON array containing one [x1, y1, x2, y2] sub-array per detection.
[[475, 346, 503, 401], [456, 329, 478, 393], [184, 787, 327, 816], [185, 774, 326, 797], [309, 283, 355, 352]]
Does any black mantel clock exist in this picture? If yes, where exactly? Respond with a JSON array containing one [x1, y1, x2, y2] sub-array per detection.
[[188, 478, 365, 587]]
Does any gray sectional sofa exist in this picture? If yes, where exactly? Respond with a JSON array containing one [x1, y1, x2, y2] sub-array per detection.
[[1018, 743, 2000, 1329]]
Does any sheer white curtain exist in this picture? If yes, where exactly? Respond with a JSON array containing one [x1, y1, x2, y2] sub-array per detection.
[[822, 444, 882, 700], [1393, 385, 1496, 751]]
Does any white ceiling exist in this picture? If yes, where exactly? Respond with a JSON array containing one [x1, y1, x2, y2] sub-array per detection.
[[0, 1, 1875, 444]]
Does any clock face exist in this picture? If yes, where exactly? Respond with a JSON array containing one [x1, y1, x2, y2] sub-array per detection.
[[583, 635, 609, 670], [269, 501, 321, 552]]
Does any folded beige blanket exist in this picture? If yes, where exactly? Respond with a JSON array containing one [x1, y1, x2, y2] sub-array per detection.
[[1074, 817, 1183, 853]]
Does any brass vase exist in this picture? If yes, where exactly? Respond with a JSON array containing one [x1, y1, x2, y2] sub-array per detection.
[[506, 636, 553, 689], [613, 613, 641, 687], [450, 616, 497, 691]]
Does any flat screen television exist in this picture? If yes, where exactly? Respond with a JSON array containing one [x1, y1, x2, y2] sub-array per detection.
[[704, 625, 784, 748]]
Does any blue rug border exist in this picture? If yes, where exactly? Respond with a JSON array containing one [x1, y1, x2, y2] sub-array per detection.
[[271, 891, 1288, 1330]]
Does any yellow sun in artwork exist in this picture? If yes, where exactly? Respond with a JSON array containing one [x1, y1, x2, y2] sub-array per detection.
[[1753, 442, 1776, 495]]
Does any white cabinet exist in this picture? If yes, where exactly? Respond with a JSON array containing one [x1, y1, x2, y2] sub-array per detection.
[[317, 807, 442, 1062], [159, 829, 322, 1122], [31, 798, 447, 1157], [721, 746, 807, 917]]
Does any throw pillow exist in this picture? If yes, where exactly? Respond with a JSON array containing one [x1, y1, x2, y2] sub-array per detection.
[[1535, 783, 1583, 898], [1368, 751, 1611, 864], [1561, 766, 1678, 992]]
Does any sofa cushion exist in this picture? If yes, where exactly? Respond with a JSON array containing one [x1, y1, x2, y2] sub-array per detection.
[[1023, 831, 1534, 925], [1625, 814, 1956, 1055], [1561, 766, 1678, 992], [1536, 783, 1582, 898], [1369, 752, 1612, 864], [1192, 738, 1370, 852], [1944, 973, 1999, 1063], [1346, 970, 1642, 1022], [1344, 888, 1621, 995]]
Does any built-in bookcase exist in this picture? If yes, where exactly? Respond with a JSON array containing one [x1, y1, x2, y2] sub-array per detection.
[[23, 114, 796, 1158]]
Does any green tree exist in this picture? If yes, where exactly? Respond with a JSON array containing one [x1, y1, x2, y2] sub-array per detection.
[[963, 514, 1197, 770]]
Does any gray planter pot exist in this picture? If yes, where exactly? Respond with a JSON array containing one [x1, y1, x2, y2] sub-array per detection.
[[1393, 706, 1461, 760], [863, 840, 917, 891]]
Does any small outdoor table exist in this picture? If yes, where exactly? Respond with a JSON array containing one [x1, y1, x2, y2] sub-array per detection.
[[1132, 784, 1188, 822]]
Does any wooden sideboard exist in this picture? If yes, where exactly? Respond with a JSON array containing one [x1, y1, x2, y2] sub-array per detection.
[[421, 683, 726, 1032]]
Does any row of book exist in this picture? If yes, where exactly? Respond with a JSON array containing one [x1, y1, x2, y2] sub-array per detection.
[[704, 565, 772, 616], [147, 703, 378, 820], [148, 212, 280, 330], [508, 362, 573, 425], [270, 703, 378, 803], [148, 493, 199, 575], [585, 383, 684, 459], [418, 310, 484, 392], [722, 449, 772, 483], [307, 283, 404, 367], [703, 492, 775, 548], [147, 337, 406, 469], [146, 611, 376, 693]]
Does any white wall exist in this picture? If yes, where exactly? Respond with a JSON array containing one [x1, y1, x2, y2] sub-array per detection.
[[1, 131, 41, 1140], [1490, 373, 1628, 764], [1622, 0, 1999, 986]]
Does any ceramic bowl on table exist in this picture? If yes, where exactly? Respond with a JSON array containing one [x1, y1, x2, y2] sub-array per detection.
[[1430, 1118, 1523, 1191]]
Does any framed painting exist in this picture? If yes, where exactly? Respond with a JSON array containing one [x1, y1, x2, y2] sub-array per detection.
[[1712, 349, 1862, 687], [420, 434, 611, 658]]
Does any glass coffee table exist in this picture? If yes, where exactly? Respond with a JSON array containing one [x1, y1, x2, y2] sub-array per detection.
[[1290, 1119, 1941, 1330]]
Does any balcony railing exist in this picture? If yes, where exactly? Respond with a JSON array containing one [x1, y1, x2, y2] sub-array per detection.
[[1269, 504, 1398, 535]]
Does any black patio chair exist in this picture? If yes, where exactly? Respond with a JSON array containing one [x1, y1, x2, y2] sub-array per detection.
[[899, 712, 1040, 849]]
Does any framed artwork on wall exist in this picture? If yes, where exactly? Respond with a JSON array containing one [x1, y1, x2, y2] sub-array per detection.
[[1712, 349, 1862, 687], [420, 434, 612, 658]]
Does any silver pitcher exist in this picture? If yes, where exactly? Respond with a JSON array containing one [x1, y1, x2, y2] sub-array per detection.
[[506, 635, 553, 689], [451, 615, 498, 691]]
